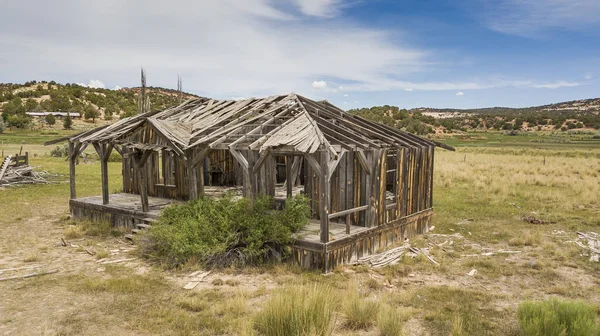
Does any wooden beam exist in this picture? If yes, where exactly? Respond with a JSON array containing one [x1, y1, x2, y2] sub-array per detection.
[[328, 149, 347, 174], [328, 205, 368, 219], [252, 148, 271, 174], [189, 164, 198, 201], [364, 150, 374, 227], [133, 150, 151, 212], [68, 142, 80, 200], [229, 148, 248, 170], [356, 150, 372, 175], [285, 156, 292, 198], [229, 149, 252, 198], [190, 147, 210, 168], [303, 153, 322, 178], [93, 143, 114, 205], [319, 149, 330, 243]]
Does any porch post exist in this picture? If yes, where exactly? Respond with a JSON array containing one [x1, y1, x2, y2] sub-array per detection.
[[133, 150, 151, 213], [319, 149, 330, 243], [69, 142, 78, 200], [93, 142, 113, 205], [285, 156, 292, 198]]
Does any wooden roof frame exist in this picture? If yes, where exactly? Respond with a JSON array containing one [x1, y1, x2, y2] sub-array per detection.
[[47, 93, 454, 154]]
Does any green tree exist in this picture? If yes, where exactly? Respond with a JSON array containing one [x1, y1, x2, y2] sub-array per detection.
[[7, 114, 30, 129], [2, 97, 25, 116], [45, 114, 56, 126], [24, 99, 38, 112], [84, 104, 100, 122], [104, 104, 119, 120], [63, 112, 73, 130], [0, 117, 5, 134]]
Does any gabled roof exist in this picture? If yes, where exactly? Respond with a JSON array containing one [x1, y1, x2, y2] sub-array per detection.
[[67, 93, 449, 155]]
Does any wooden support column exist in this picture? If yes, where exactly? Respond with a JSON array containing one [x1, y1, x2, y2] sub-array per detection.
[[229, 148, 253, 198], [69, 142, 78, 200], [187, 147, 210, 201], [319, 149, 330, 243], [364, 150, 374, 227], [93, 142, 114, 205], [133, 150, 151, 212], [189, 166, 198, 201], [285, 156, 292, 198]]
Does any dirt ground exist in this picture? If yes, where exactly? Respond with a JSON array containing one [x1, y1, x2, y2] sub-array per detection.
[[2, 146, 600, 335]]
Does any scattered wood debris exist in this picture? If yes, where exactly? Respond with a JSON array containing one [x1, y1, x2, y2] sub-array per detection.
[[0, 269, 58, 282], [184, 270, 212, 289], [460, 250, 521, 257], [0, 165, 51, 186], [575, 232, 600, 262], [96, 258, 137, 265], [0, 265, 43, 275], [351, 245, 439, 268]]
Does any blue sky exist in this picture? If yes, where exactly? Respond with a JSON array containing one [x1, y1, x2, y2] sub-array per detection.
[[1, 0, 599, 109]]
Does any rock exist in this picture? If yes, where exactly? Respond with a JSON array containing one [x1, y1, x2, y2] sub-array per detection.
[[467, 269, 477, 276]]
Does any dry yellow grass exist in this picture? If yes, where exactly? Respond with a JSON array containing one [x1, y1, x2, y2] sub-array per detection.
[[2, 142, 600, 335]]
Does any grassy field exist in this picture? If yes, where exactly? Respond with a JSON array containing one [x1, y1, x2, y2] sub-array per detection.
[[1, 131, 599, 335]]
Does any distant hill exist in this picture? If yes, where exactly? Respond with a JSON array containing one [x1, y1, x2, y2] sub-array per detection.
[[0, 80, 201, 130], [349, 98, 600, 135]]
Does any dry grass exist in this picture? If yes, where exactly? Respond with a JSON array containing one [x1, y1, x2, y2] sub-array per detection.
[[342, 293, 380, 330], [2, 141, 600, 335], [377, 305, 405, 336], [254, 284, 337, 336]]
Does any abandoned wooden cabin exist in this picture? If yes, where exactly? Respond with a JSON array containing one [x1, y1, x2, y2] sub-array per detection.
[[56, 93, 452, 272]]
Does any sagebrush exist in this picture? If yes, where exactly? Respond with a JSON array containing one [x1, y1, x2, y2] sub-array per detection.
[[140, 194, 310, 267]]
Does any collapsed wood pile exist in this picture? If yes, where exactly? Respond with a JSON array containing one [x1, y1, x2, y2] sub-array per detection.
[[0, 156, 50, 186], [574, 232, 600, 262], [351, 244, 439, 268]]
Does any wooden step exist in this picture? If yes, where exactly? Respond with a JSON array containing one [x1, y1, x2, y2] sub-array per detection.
[[131, 229, 141, 234], [136, 223, 152, 229], [125, 234, 134, 241], [142, 217, 157, 223]]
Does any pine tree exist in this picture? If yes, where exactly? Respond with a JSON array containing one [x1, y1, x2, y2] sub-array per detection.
[[63, 112, 73, 130]]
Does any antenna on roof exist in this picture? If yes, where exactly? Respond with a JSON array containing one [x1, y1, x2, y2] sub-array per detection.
[[177, 75, 183, 103], [138, 68, 150, 115]]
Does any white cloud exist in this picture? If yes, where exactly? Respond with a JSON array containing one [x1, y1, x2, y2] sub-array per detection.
[[529, 81, 580, 89], [338, 78, 580, 92], [293, 0, 343, 17], [584, 73, 593, 80], [0, 0, 428, 98], [312, 80, 328, 89], [404, 88, 413, 92], [114, 85, 122, 90], [343, 93, 349, 97], [0, 0, 586, 102], [456, 91, 464, 96], [76, 79, 106, 89], [480, 0, 600, 36]]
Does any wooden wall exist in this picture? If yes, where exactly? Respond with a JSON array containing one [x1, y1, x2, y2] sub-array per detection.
[[304, 146, 435, 226], [290, 209, 433, 272]]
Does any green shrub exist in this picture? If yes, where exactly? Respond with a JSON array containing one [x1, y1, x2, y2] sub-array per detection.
[[518, 298, 600, 336], [254, 284, 337, 336], [140, 194, 310, 268], [50, 144, 69, 157]]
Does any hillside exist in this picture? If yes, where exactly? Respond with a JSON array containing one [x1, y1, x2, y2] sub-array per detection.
[[349, 98, 600, 135], [0, 80, 201, 130]]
